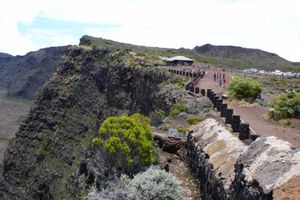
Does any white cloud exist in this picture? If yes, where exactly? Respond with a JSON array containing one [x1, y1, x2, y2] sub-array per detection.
[[0, 0, 299, 61]]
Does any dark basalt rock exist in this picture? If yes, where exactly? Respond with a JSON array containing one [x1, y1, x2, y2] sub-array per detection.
[[1, 46, 177, 199]]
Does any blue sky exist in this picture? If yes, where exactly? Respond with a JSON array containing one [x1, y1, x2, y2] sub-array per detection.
[[0, 0, 299, 62]]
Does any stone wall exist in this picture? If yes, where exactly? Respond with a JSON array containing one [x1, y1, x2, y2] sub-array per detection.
[[187, 118, 300, 200]]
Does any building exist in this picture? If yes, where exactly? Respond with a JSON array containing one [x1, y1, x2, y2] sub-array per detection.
[[161, 55, 194, 66]]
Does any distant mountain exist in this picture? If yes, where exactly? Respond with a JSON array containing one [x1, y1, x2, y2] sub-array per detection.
[[0, 53, 13, 62], [0, 46, 70, 99], [192, 44, 299, 71], [195, 44, 283, 60]]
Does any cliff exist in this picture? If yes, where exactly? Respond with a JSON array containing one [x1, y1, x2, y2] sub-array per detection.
[[1, 45, 178, 199], [0, 46, 69, 99]]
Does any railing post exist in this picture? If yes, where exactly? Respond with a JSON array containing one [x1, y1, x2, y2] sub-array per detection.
[[213, 96, 220, 108], [201, 89, 205, 96], [232, 115, 241, 132], [239, 123, 250, 140], [207, 89, 211, 97], [216, 99, 223, 112], [225, 109, 233, 124], [221, 103, 228, 117]]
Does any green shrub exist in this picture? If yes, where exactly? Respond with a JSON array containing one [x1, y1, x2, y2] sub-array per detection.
[[269, 92, 300, 120], [150, 109, 166, 126], [95, 166, 181, 200], [176, 126, 188, 134], [169, 103, 189, 117], [228, 76, 262, 101], [186, 116, 206, 125], [92, 114, 156, 174]]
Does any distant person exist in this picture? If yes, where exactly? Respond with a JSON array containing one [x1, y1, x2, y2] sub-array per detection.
[[214, 73, 216, 81]]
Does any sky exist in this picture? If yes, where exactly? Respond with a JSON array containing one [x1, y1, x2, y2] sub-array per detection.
[[0, 0, 299, 61]]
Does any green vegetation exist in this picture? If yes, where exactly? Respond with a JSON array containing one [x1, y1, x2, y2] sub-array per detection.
[[176, 126, 188, 135], [169, 102, 189, 117], [92, 114, 156, 174], [96, 166, 181, 200], [256, 76, 300, 94], [150, 109, 166, 126], [228, 76, 262, 102], [176, 77, 189, 87], [268, 92, 300, 120], [186, 116, 206, 125]]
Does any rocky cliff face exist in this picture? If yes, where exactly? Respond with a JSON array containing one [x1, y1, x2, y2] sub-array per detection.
[[1, 46, 177, 199], [0, 46, 69, 99]]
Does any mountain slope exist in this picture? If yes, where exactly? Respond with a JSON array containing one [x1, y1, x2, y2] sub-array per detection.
[[0, 46, 69, 99], [81, 35, 300, 71], [194, 44, 289, 63], [1, 44, 178, 199], [192, 44, 300, 70]]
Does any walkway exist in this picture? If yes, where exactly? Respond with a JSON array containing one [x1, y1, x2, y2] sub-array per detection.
[[198, 68, 300, 148]]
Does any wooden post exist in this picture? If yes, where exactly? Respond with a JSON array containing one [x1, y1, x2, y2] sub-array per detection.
[[213, 96, 220, 108], [221, 104, 227, 117], [239, 123, 250, 140], [207, 89, 212, 99], [211, 93, 216, 102], [225, 109, 233, 124], [216, 99, 223, 112], [201, 89, 205, 96], [231, 115, 241, 132]]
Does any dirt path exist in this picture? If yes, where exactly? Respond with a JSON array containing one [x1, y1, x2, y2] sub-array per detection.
[[0, 88, 31, 162], [178, 66, 300, 148]]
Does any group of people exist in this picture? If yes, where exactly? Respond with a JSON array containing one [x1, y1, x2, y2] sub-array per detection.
[[214, 73, 226, 87]]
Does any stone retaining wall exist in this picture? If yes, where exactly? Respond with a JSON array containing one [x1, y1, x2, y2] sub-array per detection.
[[187, 118, 300, 200]]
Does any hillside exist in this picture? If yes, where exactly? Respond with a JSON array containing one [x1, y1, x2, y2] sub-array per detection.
[[0, 43, 181, 199], [0, 46, 69, 100], [0, 37, 298, 102], [192, 44, 300, 71], [81, 35, 300, 72]]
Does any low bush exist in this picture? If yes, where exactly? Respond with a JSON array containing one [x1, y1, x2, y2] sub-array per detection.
[[268, 92, 300, 120], [186, 116, 206, 125], [176, 126, 188, 135], [228, 76, 262, 102], [169, 103, 189, 117], [92, 114, 156, 174], [94, 166, 181, 200], [150, 109, 166, 126]]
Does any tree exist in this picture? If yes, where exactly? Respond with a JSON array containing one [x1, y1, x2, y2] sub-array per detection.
[[92, 114, 156, 174], [228, 76, 262, 102]]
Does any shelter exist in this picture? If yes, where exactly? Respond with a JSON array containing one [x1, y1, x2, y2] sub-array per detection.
[[161, 55, 194, 66]]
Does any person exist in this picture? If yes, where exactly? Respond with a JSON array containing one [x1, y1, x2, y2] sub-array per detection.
[[214, 73, 216, 81]]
